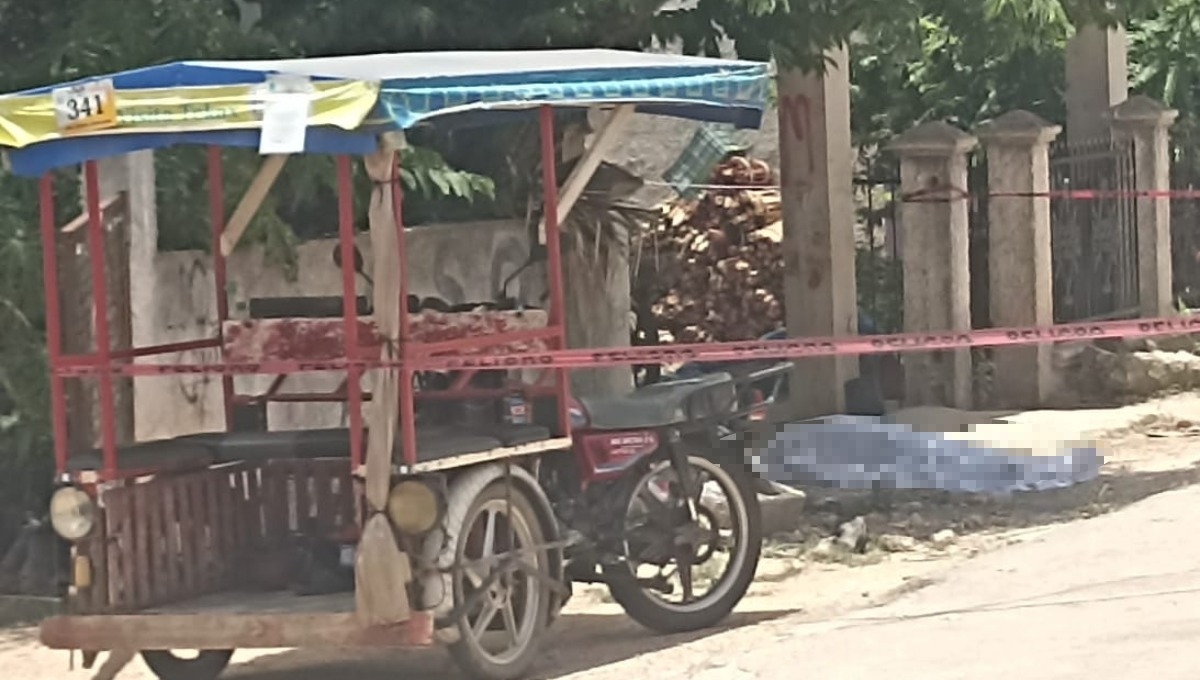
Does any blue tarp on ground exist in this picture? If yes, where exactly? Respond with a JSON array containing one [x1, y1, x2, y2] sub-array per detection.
[[745, 415, 1105, 495], [4, 50, 770, 176]]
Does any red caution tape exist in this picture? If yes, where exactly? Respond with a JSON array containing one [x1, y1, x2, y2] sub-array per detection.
[[901, 188, 1200, 203], [54, 315, 1200, 378]]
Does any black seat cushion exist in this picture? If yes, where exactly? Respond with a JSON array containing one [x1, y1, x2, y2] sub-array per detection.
[[183, 428, 355, 464], [577, 372, 735, 431], [65, 439, 216, 473], [248, 296, 371, 319], [65, 423, 518, 473]]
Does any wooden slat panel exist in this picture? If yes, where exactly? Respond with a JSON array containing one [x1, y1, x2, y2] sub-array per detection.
[[177, 475, 198, 597], [148, 481, 169, 604], [161, 479, 181, 598], [202, 472, 221, 590], [337, 469, 355, 530], [103, 490, 130, 612], [246, 467, 264, 543], [293, 465, 311, 534], [329, 472, 346, 531], [260, 462, 284, 538], [130, 484, 151, 609], [89, 507, 110, 613], [232, 470, 249, 552], [283, 463, 297, 533], [220, 470, 238, 585], [312, 463, 333, 535], [188, 475, 206, 594]]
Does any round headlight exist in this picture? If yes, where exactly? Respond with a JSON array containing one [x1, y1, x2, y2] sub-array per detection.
[[386, 479, 442, 535], [49, 486, 97, 542]]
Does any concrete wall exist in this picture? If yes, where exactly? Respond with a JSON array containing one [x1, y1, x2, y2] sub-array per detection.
[[134, 219, 536, 440]]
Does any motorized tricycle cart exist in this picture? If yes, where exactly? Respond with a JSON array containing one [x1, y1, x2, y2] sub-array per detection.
[[1, 49, 771, 680]]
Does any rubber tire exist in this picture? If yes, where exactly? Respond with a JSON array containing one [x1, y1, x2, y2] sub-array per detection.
[[444, 480, 551, 680], [140, 650, 233, 680], [604, 453, 762, 634]]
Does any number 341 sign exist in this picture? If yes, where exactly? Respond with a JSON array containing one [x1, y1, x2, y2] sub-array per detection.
[[51, 79, 118, 134]]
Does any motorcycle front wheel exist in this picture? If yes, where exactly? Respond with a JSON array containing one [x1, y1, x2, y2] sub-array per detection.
[[603, 451, 761, 634]]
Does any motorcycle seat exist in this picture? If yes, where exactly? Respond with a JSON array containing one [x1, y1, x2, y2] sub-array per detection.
[[577, 372, 736, 431]]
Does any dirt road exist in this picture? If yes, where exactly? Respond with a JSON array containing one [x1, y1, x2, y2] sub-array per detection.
[[6, 397, 1200, 680]]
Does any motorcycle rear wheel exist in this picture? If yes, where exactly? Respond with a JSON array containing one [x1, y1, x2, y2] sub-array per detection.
[[604, 452, 761, 634]]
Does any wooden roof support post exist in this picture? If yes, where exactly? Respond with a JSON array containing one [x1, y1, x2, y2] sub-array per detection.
[[355, 131, 412, 627], [536, 104, 636, 241], [219, 153, 289, 256]]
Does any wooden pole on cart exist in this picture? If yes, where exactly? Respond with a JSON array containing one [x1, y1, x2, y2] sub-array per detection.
[[219, 153, 289, 257], [355, 132, 413, 626]]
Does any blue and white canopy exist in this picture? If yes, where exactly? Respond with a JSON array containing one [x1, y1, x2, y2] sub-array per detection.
[[1, 49, 771, 176]]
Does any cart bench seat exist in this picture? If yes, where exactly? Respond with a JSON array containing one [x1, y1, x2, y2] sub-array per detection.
[[64, 424, 556, 475], [65, 439, 217, 475]]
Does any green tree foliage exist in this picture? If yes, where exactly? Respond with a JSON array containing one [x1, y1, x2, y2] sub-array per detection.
[[1129, 0, 1200, 174]]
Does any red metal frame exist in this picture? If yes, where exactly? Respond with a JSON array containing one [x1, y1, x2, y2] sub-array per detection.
[[42, 105, 574, 482], [39, 174, 68, 474], [208, 146, 236, 431], [539, 106, 572, 438], [335, 155, 365, 468], [83, 161, 120, 473]]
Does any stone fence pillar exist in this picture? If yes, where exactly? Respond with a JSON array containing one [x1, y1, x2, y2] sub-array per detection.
[[888, 122, 977, 408], [975, 111, 1062, 408], [1109, 95, 1178, 318]]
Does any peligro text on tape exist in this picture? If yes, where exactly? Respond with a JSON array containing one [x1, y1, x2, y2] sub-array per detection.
[[50, 314, 1200, 377]]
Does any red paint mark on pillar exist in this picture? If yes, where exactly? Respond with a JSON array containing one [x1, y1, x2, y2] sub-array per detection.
[[779, 93, 816, 183]]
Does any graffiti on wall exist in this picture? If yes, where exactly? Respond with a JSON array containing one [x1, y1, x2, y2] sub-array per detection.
[[431, 229, 532, 305], [778, 93, 815, 188]]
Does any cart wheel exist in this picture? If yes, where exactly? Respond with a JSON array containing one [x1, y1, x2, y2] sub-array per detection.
[[440, 478, 551, 680], [604, 452, 761, 634], [140, 650, 233, 680]]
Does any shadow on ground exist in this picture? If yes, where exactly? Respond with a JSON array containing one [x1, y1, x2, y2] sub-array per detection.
[[224, 608, 799, 679]]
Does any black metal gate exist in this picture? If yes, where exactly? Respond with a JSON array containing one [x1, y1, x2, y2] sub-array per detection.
[[1049, 138, 1139, 322], [1171, 136, 1200, 307], [853, 156, 902, 333]]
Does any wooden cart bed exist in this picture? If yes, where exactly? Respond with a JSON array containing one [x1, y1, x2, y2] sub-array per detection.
[[65, 424, 569, 483], [42, 592, 432, 650], [47, 458, 439, 650]]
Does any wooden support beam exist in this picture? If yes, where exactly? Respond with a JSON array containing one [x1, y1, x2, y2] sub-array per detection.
[[40, 611, 433, 650], [361, 136, 403, 512], [355, 133, 412, 627], [61, 193, 127, 234], [537, 104, 635, 240], [219, 154, 289, 256]]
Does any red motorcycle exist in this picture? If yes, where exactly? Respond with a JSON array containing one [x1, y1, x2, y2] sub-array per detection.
[[540, 371, 763, 633]]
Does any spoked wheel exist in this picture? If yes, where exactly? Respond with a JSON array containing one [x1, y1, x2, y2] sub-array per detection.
[[140, 650, 233, 680], [442, 480, 551, 680], [604, 452, 761, 634]]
